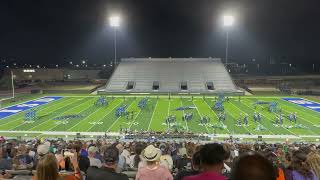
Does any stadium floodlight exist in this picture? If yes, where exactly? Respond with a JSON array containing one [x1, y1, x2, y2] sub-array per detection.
[[223, 15, 235, 66], [109, 16, 120, 27], [223, 15, 234, 26], [109, 15, 121, 67]]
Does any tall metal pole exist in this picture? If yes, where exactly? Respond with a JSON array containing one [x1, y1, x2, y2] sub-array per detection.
[[114, 27, 117, 66], [225, 30, 229, 65], [11, 70, 15, 98]]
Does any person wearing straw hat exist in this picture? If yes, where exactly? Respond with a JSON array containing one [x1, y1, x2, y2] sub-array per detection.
[[136, 145, 173, 180]]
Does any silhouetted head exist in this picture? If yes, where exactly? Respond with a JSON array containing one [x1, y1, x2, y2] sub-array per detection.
[[232, 151, 276, 180]]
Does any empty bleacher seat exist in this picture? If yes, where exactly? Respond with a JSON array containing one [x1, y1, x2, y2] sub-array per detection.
[[105, 58, 237, 93]]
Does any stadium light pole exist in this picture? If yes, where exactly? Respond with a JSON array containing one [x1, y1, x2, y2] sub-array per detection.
[[109, 16, 120, 66], [11, 70, 15, 98], [223, 15, 234, 65]]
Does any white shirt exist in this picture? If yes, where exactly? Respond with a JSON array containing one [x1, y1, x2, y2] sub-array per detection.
[[89, 157, 102, 168]]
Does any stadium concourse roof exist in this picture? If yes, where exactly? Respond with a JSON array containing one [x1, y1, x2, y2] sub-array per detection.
[[100, 57, 243, 95]]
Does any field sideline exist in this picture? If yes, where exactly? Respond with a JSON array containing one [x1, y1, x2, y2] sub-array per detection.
[[0, 95, 320, 137]]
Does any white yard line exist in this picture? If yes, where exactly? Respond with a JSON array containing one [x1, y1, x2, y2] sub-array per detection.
[[0, 97, 70, 126], [168, 99, 171, 116], [229, 101, 274, 135], [27, 98, 88, 131], [191, 100, 210, 134], [128, 109, 142, 130], [180, 99, 189, 132], [10, 98, 77, 130], [106, 99, 137, 131], [203, 100, 231, 134], [242, 99, 298, 136], [126, 98, 143, 130], [84, 100, 124, 132], [228, 102, 264, 135], [68, 107, 103, 131], [276, 100, 318, 125], [147, 99, 159, 131], [46, 99, 95, 131]]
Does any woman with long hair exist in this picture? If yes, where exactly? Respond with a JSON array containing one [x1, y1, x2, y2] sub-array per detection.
[[34, 152, 82, 180], [130, 143, 144, 169], [307, 151, 320, 179], [36, 153, 61, 180], [285, 150, 317, 180]]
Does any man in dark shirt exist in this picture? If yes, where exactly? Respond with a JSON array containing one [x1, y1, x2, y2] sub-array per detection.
[[86, 146, 129, 180]]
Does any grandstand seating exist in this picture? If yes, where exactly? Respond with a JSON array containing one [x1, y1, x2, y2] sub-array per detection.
[[102, 58, 239, 94]]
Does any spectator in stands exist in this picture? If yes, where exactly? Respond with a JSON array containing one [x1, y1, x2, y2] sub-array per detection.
[[121, 143, 131, 167], [264, 151, 285, 180], [78, 148, 90, 173], [174, 150, 201, 180], [307, 151, 320, 179], [135, 145, 173, 180], [88, 146, 102, 168], [12, 144, 33, 170], [285, 150, 318, 180], [184, 143, 226, 180], [0, 147, 12, 179], [130, 143, 144, 169], [0, 147, 12, 171], [284, 152, 292, 168], [116, 143, 127, 172], [232, 151, 276, 180], [175, 147, 192, 171], [86, 146, 129, 180], [34, 152, 82, 180], [34, 142, 51, 168], [159, 143, 173, 171]]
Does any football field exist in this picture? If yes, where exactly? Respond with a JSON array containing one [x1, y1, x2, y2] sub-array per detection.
[[0, 95, 320, 136]]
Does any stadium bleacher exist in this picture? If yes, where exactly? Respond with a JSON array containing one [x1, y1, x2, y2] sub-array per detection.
[[101, 58, 241, 94]]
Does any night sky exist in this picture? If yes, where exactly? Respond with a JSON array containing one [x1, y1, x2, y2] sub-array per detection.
[[1, 0, 320, 66]]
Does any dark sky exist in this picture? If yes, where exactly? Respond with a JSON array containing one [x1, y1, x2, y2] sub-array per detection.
[[1, 0, 320, 65]]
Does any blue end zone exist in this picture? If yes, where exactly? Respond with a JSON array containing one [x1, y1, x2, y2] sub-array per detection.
[[0, 96, 63, 119], [282, 97, 320, 113]]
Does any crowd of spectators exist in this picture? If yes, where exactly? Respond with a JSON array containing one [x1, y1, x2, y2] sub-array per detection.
[[0, 136, 319, 180]]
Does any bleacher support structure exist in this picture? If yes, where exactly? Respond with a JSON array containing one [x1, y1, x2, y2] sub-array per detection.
[[100, 58, 243, 95]]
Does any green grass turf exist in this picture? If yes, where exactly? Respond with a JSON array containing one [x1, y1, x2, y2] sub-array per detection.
[[0, 95, 320, 136]]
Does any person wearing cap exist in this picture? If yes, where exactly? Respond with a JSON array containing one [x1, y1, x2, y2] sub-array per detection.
[[78, 148, 90, 173], [88, 146, 102, 168], [135, 145, 173, 180], [33, 142, 51, 169], [86, 146, 129, 180]]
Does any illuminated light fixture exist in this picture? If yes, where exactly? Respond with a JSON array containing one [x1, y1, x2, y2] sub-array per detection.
[[223, 15, 234, 26], [109, 15, 121, 66], [23, 69, 35, 73], [109, 16, 120, 27]]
